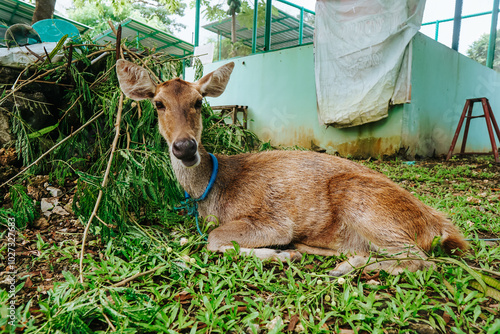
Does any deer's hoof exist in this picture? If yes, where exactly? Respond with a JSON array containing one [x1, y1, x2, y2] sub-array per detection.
[[328, 270, 344, 277], [278, 249, 302, 261]]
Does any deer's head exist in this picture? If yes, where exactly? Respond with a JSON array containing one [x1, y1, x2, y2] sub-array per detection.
[[116, 60, 234, 167]]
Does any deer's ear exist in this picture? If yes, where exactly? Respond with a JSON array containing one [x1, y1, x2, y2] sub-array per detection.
[[116, 59, 156, 101], [196, 62, 234, 97]]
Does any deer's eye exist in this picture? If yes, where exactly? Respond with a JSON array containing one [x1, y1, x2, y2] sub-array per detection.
[[194, 99, 203, 109], [155, 101, 165, 109]]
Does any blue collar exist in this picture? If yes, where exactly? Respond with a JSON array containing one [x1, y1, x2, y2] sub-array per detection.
[[184, 153, 218, 201]]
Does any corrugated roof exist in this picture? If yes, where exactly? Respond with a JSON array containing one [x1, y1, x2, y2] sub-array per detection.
[[94, 18, 194, 57], [0, 0, 90, 34], [203, 9, 314, 52]]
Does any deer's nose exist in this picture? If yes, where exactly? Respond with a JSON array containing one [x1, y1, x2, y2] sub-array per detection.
[[172, 138, 198, 161]]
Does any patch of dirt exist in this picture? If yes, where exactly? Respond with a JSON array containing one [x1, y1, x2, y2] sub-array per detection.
[[0, 168, 101, 309]]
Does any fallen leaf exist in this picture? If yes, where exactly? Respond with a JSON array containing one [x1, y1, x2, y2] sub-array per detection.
[[19, 250, 41, 257], [236, 305, 247, 313], [28, 306, 42, 315], [362, 272, 380, 280], [287, 314, 299, 332], [0, 147, 17, 166], [174, 291, 193, 304], [25, 277, 33, 288], [33, 217, 50, 229], [443, 312, 451, 324], [39, 284, 54, 294]]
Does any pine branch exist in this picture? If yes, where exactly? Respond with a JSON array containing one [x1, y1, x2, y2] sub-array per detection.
[[0, 110, 105, 189]]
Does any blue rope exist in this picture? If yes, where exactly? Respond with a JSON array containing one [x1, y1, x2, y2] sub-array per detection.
[[175, 153, 218, 240]]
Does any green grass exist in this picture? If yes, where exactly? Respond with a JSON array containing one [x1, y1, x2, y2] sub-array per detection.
[[1, 41, 500, 333], [1, 157, 499, 333]]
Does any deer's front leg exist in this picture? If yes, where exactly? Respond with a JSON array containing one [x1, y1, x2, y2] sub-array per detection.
[[207, 220, 301, 260]]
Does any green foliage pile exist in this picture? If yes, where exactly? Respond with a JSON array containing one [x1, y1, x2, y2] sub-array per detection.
[[0, 39, 259, 236]]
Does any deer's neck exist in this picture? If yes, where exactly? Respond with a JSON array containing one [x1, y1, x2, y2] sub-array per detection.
[[171, 145, 215, 199]]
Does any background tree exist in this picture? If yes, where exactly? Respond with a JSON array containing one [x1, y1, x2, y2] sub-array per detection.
[[32, 0, 57, 24], [209, 37, 251, 60], [73, 0, 182, 13], [203, 0, 278, 56], [227, 0, 241, 44], [67, 0, 185, 38], [466, 29, 500, 72]]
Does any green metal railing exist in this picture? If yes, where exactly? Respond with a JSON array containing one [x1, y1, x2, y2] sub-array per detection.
[[487, 0, 500, 68], [422, 0, 499, 69], [273, 0, 314, 50], [193, 0, 314, 52]]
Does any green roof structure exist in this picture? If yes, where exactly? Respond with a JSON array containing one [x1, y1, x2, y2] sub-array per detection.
[[0, 0, 90, 34], [203, 8, 314, 52], [94, 18, 194, 57]]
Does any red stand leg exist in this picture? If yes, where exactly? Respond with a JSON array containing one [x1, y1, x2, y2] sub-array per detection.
[[446, 98, 500, 163]]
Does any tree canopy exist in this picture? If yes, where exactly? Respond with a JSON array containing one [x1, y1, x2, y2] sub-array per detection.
[[67, 0, 186, 38], [466, 29, 500, 72]]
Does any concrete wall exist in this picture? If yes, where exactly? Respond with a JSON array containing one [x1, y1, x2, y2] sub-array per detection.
[[187, 33, 500, 158], [188, 45, 403, 157], [403, 33, 500, 157]]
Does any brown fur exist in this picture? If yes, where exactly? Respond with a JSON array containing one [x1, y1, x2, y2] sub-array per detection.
[[116, 59, 468, 276]]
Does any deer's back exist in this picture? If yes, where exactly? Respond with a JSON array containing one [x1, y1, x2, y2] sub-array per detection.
[[199, 150, 449, 251]]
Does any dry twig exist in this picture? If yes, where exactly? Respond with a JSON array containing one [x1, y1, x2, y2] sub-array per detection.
[[79, 93, 124, 283], [102, 312, 116, 332], [111, 265, 165, 288]]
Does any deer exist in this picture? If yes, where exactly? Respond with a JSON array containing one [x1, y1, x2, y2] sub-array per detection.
[[116, 59, 468, 276]]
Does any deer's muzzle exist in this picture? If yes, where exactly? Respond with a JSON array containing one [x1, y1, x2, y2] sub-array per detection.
[[172, 138, 199, 167]]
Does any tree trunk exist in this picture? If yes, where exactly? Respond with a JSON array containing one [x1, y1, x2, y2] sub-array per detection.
[[231, 11, 237, 44], [32, 0, 57, 25]]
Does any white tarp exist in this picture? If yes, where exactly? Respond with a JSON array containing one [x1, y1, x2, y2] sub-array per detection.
[[0, 43, 63, 69], [314, 0, 426, 128]]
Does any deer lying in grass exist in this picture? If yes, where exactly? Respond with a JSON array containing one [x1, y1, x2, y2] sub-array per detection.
[[116, 59, 468, 276]]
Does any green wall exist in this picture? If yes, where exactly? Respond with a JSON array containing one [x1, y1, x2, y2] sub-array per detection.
[[404, 33, 500, 157], [189, 45, 404, 157], [188, 33, 500, 158]]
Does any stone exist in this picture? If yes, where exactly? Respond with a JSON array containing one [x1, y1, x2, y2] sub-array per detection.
[[40, 197, 58, 212], [46, 186, 63, 197], [64, 199, 74, 215], [52, 206, 69, 216], [0, 42, 63, 69]]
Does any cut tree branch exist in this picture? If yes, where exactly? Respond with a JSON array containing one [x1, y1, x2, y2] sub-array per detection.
[[0, 110, 105, 189], [112, 265, 165, 287]]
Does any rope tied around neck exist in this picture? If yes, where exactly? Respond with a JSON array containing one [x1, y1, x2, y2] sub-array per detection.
[[175, 153, 218, 239]]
